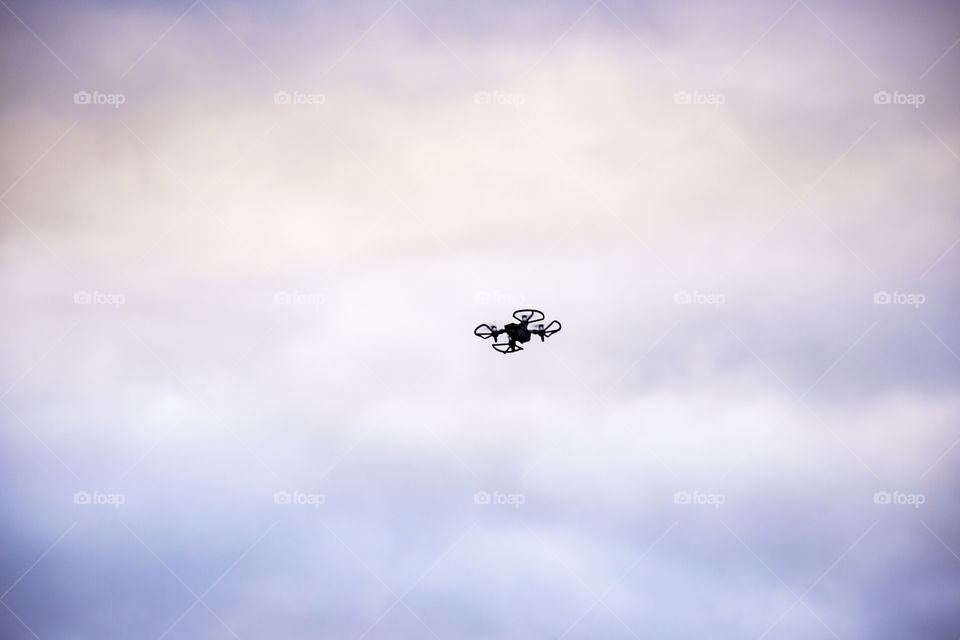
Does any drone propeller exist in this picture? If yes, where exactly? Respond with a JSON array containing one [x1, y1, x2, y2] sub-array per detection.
[[513, 309, 545, 323], [535, 320, 561, 341], [474, 324, 499, 340]]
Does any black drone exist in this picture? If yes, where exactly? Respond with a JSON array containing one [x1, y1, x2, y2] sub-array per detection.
[[474, 309, 562, 354]]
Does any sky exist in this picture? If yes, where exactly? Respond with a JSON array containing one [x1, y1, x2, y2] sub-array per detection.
[[1, 0, 959, 638]]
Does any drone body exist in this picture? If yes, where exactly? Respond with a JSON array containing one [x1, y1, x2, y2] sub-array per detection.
[[474, 309, 561, 353]]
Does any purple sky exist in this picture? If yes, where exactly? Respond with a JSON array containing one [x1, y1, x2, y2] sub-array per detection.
[[1, 0, 959, 638]]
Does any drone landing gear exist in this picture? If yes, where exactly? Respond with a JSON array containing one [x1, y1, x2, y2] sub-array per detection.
[[492, 340, 523, 354]]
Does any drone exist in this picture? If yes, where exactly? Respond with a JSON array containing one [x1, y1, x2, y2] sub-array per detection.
[[474, 309, 562, 353]]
